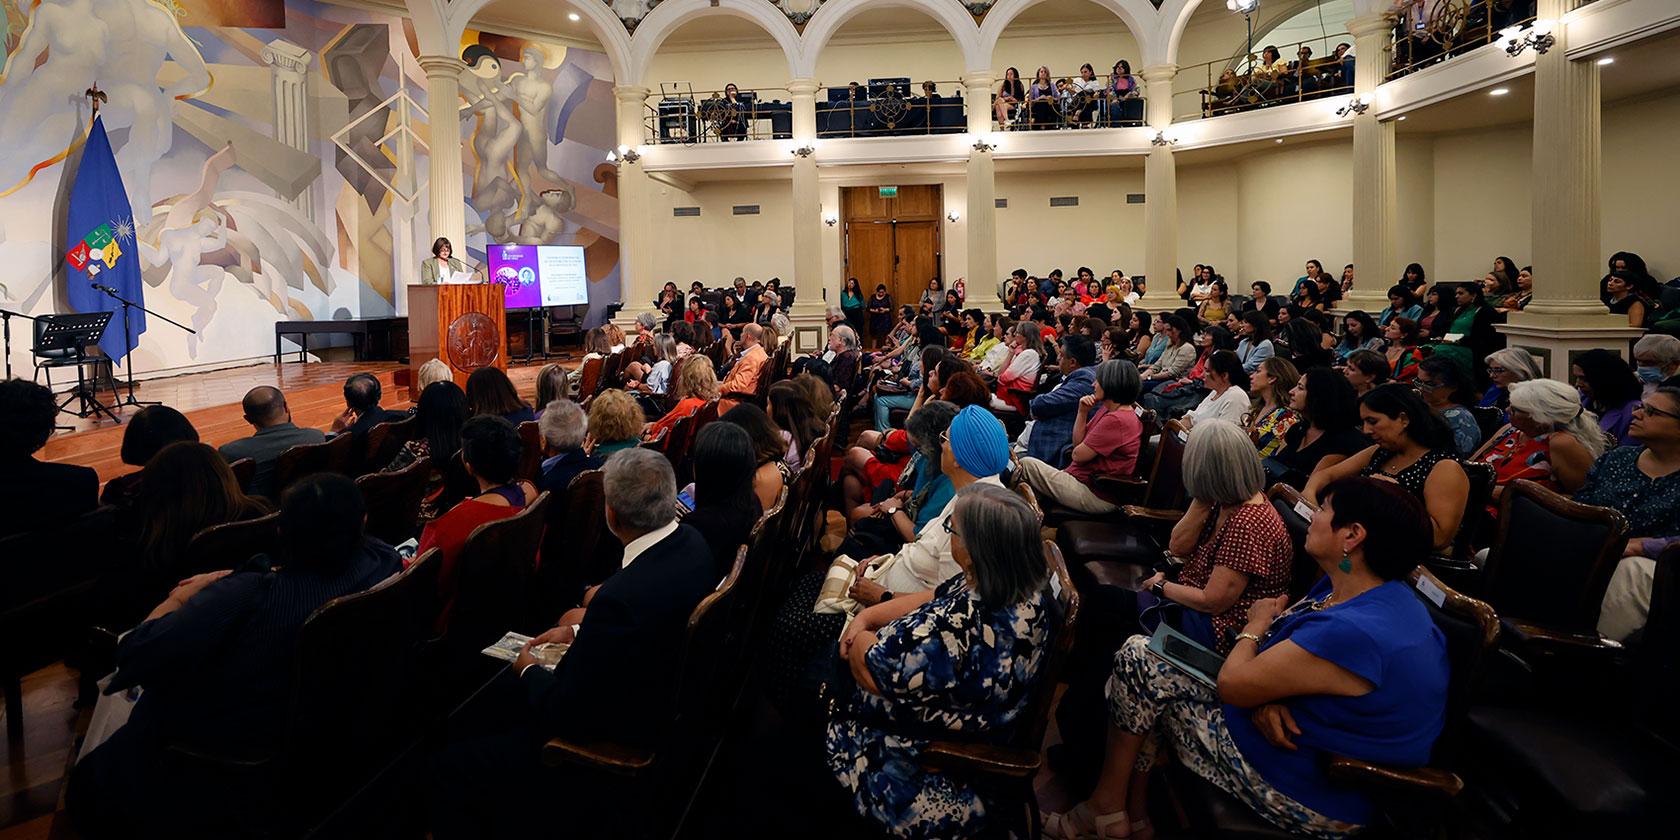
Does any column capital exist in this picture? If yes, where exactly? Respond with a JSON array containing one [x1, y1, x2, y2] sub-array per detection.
[[417, 54, 464, 80], [1138, 64, 1178, 84], [1346, 13, 1393, 40], [787, 77, 821, 97], [614, 84, 650, 105], [261, 39, 313, 76], [959, 71, 994, 91]]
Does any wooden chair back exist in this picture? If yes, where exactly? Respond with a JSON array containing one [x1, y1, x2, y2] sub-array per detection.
[[228, 458, 257, 493], [1009, 542, 1081, 756], [1407, 567, 1500, 764], [181, 512, 281, 577], [446, 492, 552, 648], [536, 470, 621, 618], [516, 420, 544, 483], [1142, 425, 1189, 510], [354, 456, 433, 546], [362, 414, 418, 473], [1265, 483, 1322, 598], [575, 355, 604, 399], [1482, 479, 1629, 635], [273, 433, 355, 498]]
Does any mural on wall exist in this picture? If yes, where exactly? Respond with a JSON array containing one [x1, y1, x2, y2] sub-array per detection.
[[0, 0, 619, 378]]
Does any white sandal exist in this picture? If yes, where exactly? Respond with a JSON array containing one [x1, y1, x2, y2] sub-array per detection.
[[1043, 801, 1131, 840]]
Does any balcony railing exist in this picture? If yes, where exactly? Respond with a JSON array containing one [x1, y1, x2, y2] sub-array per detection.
[[816, 80, 967, 138], [644, 85, 795, 145], [1172, 37, 1356, 121], [1384, 0, 1538, 81]]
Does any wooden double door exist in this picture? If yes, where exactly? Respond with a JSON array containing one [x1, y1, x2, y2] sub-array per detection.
[[842, 185, 943, 338]]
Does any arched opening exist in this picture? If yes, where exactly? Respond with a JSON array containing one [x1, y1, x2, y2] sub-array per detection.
[[810, 6, 972, 138], [635, 2, 804, 144], [1170, 0, 1355, 120], [986, 0, 1144, 130]]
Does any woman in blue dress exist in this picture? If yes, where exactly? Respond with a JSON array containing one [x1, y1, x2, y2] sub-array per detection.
[[1046, 477, 1449, 839], [828, 483, 1062, 838]]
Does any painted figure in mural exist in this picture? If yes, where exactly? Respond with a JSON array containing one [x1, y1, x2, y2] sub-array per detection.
[[0, 0, 209, 217], [518, 187, 575, 245], [509, 47, 562, 184], [611, 0, 654, 29], [461, 46, 523, 209]]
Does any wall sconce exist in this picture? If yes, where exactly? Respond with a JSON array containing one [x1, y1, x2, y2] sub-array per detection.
[[1501, 19, 1556, 57], [1336, 96, 1370, 117], [1150, 130, 1175, 147], [823, 213, 838, 227], [972, 135, 998, 153], [609, 144, 640, 164], [946, 210, 960, 223], [792, 144, 816, 158]]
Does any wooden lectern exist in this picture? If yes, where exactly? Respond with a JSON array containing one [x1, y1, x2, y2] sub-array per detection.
[[407, 284, 507, 388]]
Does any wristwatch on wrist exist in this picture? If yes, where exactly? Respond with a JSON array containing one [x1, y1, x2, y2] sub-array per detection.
[[1150, 579, 1167, 598], [879, 591, 894, 601], [1235, 631, 1263, 646]]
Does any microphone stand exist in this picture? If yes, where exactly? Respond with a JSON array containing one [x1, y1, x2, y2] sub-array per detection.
[[90, 281, 195, 409], [0, 306, 36, 380]]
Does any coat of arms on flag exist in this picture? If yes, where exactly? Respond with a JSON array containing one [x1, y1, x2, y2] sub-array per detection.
[[66, 219, 132, 277]]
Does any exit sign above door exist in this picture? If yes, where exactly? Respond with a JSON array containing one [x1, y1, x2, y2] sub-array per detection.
[[878, 186, 898, 198]]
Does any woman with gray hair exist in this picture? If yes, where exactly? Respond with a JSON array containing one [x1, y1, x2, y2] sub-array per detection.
[[1015, 359, 1146, 514], [1470, 378, 1605, 501], [1479, 347, 1543, 415], [1634, 333, 1680, 393], [1138, 419, 1293, 654], [830, 483, 1060, 839], [536, 398, 601, 495]]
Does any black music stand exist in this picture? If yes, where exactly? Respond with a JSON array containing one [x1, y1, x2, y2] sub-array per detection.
[[34, 312, 120, 423]]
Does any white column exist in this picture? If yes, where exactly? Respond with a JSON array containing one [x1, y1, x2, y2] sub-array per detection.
[[614, 85, 653, 323], [419, 55, 467, 252], [1501, 0, 1639, 374], [1340, 13, 1397, 314], [262, 39, 316, 224], [1141, 65, 1178, 297], [962, 72, 997, 305], [391, 93, 421, 315], [787, 77, 828, 353]]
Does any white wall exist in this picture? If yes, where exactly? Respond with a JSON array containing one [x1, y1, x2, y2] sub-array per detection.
[[1600, 92, 1680, 281], [647, 179, 797, 286], [1177, 161, 1241, 287], [1430, 122, 1532, 283], [992, 168, 1147, 279]]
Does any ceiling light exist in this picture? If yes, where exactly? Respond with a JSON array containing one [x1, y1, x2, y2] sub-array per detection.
[[1597, 56, 1615, 66], [1397, 115, 1407, 121], [1274, 138, 1284, 144], [568, 12, 580, 21], [1489, 87, 1510, 96]]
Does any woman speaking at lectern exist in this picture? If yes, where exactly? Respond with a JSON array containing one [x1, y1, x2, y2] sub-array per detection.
[[420, 237, 466, 285]]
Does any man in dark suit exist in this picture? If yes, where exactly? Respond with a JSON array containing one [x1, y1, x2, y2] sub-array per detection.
[[218, 386, 325, 499], [0, 379, 98, 539], [429, 448, 716, 837], [329, 373, 404, 465]]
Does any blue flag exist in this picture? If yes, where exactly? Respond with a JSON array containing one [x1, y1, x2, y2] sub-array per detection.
[[65, 116, 144, 364]]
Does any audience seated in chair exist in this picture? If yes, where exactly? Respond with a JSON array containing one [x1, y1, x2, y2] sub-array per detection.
[[1471, 379, 1605, 508], [427, 449, 715, 838], [1263, 367, 1368, 489], [466, 367, 535, 425], [1026, 334, 1100, 468], [826, 485, 1063, 838], [415, 416, 539, 628], [384, 381, 471, 520], [68, 474, 400, 837], [720, 403, 789, 513], [838, 401, 960, 557], [1583, 386, 1680, 641], [98, 442, 272, 629], [1016, 360, 1144, 516], [330, 372, 405, 462], [718, 323, 770, 414], [1045, 478, 1448, 840], [680, 422, 765, 576], [646, 355, 718, 442], [585, 390, 644, 458], [536, 399, 601, 496], [989, 322, 1046, 413], [216, 385, 326, 501], [99, 404, 199, 507]]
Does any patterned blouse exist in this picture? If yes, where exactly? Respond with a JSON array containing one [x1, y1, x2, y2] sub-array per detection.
[[1250, 406, 1302, 458], [826, 574, 1058, 839], [1363, 447, 1458, 499], [1574, 446, 1680, 539], [1176, 502, 1294, 652]]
